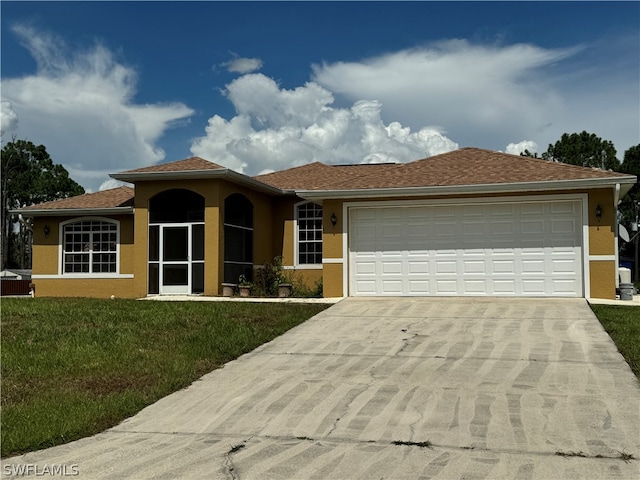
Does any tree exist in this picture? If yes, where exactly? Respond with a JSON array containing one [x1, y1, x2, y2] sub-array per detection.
[[1, 139, 85, 270], [520, 149, 539, 158], [617, 145, 640, 280], [542, 131, 620, 170]]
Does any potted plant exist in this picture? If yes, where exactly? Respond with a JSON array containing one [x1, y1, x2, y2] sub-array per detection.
[[221, 282, 236, 297], [278, 283, 292, 298], [238, 274, 252, 297]]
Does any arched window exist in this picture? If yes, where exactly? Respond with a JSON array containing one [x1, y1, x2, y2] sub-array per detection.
[[224, 193, 253, 283], [61, 218, 119, 274], [149, 189, 204, 223]]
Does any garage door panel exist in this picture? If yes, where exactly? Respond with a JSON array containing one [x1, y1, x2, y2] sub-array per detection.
[[463, 260, 486, 274], [434, 222, 458, 237], [521, 220, 545, 235], [491, 204, 516, 216], [382, 280, 403, 294], [491, 221, 515, 235], [408, 261, 429, 274], [350, 199, 583, 297], [552, 279, 581, 294], [493, 280, 517, 294], [408, 280, 430, 293], [435, 280, 458, 294], [464, 279, 487, 294], [436, 260, 457, 274], [462, 221, 486, 237], [552, 259, 578, 274], [522, 259, 545, 274], [381, 261, 402, 274]]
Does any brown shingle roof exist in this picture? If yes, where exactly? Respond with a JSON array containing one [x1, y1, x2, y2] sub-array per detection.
[[18, 149, 636, 214], [255, 148, 632, 191], [318, 147, 633, 190], [255, 162, 401, 190], [20, 187, 134, 211], [118, 157, 225, 174]]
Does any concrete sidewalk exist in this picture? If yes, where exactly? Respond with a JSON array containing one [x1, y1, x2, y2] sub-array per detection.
[[3, 298, 639, 479]]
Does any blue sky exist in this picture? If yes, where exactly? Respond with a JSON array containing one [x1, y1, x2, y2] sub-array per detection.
[[1, 1, 638, 192]]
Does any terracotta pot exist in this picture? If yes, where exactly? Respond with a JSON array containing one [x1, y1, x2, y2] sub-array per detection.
[[222, 283, 236, 297], [239, 286, 251, 297], [278, 283, 292, 298]]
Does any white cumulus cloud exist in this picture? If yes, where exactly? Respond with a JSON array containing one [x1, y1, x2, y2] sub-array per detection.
[[1, 26, 194, 191], [506, 140, 539, 155], [0, 100, 19, 137], [191, 73, 458, 175], [222, 54, 263, 74], [311, 41, 573, 152]]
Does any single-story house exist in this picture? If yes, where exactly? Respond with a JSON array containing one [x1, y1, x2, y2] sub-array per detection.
[[14, 147, 636, 299], [0, 269, 32, 280]]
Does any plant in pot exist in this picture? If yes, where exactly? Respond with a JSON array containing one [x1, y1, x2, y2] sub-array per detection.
[[221, 282, 236, 297], [272, 256, 292, 297], [238, 274, 252, 297]]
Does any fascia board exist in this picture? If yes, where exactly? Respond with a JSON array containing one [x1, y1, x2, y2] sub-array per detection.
[[110, 169, 284, 195], [10, 207, 134, 217], [295, 176, 637, 201]]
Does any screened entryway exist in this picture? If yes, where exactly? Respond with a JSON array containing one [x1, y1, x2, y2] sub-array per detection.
[[148, 189, 205, 295], [224, 193, 253, 284]]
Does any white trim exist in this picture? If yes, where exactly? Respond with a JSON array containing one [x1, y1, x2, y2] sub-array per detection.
[[344, 193, 587, 209], [342, 201, 349, 297], [581, 197, 591, 299], [12, 207, 133, 217], [111, 168, 282, 195], [345, 193, 589, 298], [296, 176, 636, 201], [59, 216, 121, 276], [33, 274, 134, 279], [294, 200, 323, 268], [589, 255, 617, 261], [614, 183, 621, 288], [281, 265, 323, 270], [322, 258, 343, 264]]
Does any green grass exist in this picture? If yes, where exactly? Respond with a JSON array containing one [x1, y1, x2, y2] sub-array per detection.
[[2, 299, 637, 459], [0, 298, 329, 458], [590, 304, 640, 379]]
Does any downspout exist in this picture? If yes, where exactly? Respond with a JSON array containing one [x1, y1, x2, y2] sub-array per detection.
[[614, 183, 621, 288]]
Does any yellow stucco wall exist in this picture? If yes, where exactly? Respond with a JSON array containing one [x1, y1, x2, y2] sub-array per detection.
[[28, 184, 621, 299], [323, 188, 619, 299], [587, 189, 615, 256], [31, 215, 135, 298], [587, 188, 616, 299], [131, 179, 280, 296], [589, 261, 616, 299]]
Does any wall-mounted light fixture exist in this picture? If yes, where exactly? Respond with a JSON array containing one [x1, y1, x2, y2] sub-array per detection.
[[43, 225, 50, 237], [331, 212, 337, 227], [595, 204, 602, 221]]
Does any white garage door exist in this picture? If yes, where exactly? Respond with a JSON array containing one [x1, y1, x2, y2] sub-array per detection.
[[349, 199, 583, 297]]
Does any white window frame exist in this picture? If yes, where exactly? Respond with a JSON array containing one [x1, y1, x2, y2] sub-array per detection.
[[57, 217, 122, 277], [294, 201, 323, 269]]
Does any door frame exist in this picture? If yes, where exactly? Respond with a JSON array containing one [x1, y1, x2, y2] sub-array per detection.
[[344, 193, 589, 298], [148, 222, 204, 295], [159, 224, 191, 295]]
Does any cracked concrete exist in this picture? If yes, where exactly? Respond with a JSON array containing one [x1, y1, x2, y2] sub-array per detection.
[[3, 297, 639, 479]]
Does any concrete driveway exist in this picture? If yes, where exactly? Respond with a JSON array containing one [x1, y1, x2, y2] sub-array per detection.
[[3, 297, 639, 479]]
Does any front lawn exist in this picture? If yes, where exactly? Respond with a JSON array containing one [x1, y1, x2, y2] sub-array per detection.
[[0, 298, 329, 458], [590, 304, 640, 379]]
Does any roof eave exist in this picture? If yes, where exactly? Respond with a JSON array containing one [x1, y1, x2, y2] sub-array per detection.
[[110, 169, 284, 195], [295, 176, 638, 201], [10, 206, 134, 217]]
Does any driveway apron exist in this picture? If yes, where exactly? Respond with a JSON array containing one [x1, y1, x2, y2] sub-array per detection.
[[3, 297, 639, 479]]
